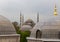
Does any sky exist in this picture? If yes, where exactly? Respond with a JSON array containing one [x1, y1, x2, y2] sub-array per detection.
[[0, 0, 60, 23]]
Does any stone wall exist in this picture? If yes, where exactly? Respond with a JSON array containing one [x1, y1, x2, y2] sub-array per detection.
[[27, 37, 60, 42], [27, 37, 43, 42], [0, 34, 20, 42]]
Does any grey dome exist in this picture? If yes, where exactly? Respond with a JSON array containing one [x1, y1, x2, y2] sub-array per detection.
[[30, 16, 60, 39], [0, 15, 16, 35], [24, 19, 35, 27], [21, 25, 32, 31]]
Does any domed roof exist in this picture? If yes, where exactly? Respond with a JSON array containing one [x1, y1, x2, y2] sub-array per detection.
[[25, 19, 34, 23], [24, 19, 35, 27], [0, 15, 16, 35], [30, 16, 60, 38], [21, 25, 32, 31]]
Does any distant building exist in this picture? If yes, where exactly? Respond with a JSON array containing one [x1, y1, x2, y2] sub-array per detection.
[[20, 12, 39, 31], [0, 15, 20, 42], [20, 19, 35, 31]]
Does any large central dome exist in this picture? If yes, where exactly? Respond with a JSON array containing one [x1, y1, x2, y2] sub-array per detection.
[[0, 15, 16, 35]]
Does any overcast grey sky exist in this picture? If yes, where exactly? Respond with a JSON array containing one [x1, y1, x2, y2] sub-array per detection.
[[0, 0, 60, 23]]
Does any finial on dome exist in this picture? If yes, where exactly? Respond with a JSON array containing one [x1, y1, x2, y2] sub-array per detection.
[[54, 3, 58, 16]]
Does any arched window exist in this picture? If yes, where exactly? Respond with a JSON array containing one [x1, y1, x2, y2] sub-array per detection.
[[36, 30, 42, 38]]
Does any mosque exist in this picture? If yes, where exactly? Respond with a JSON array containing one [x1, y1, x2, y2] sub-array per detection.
[[1, 2, 60, 42], [26, 4, 60, 42], [0, 15, 20, 42], [20, 12, 37, 31]]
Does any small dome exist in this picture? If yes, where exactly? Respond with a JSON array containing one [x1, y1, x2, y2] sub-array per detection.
[[21, 25, 32, 31], [25, 19, 33, 23], [24, 19, 35, 27], [0, 15, 16, 35], [30, 16, 60, 39]]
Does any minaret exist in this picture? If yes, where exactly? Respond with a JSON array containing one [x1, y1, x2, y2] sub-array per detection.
[[37, 12, 39, 23], [20, 12, 24, 28], [54, 4, 58, 16]]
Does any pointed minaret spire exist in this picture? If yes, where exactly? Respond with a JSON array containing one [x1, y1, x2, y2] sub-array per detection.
[[20, 12, 24, 28], [37, 12, 39, 23], [54, 3, 58, 16]]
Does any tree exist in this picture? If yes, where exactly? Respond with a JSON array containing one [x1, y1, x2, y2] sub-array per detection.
[[12, 21, 20, 33], [20, 31, 31, 42], [12, 21, 31, 42]]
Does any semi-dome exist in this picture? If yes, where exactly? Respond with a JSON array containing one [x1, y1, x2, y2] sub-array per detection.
[[0, 15, 16, 35], [30, 16, 60, 39]]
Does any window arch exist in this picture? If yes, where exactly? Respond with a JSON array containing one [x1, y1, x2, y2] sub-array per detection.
[[36, 30, 42, 38]]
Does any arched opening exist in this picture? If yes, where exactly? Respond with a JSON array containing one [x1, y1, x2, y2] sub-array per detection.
[[58, 32, 60, 39], [36, 30, 42, 38]]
